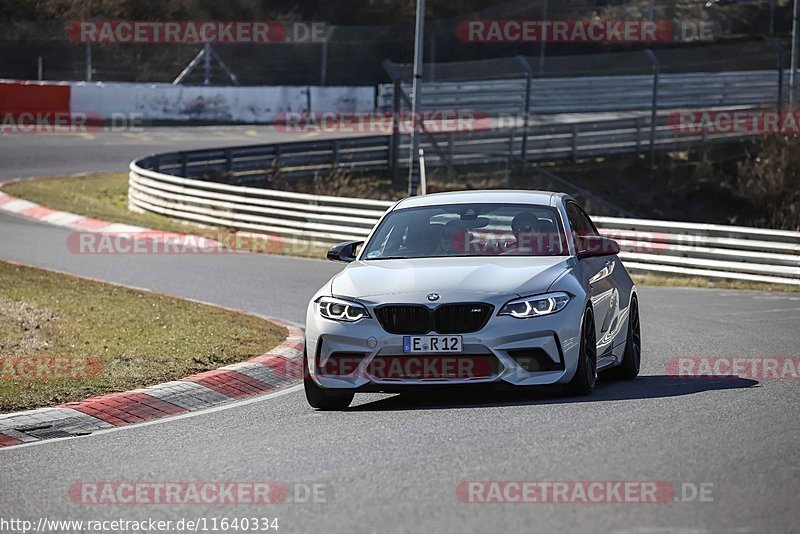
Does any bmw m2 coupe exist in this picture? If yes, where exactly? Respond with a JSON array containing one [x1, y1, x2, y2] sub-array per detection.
[[304, 191, 641, 409]]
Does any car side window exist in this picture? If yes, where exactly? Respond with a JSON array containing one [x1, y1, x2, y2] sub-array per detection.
[[565, 202, 597, 251]]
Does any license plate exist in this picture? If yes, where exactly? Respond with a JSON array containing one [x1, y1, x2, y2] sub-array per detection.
[[403, 335, 462, 353]]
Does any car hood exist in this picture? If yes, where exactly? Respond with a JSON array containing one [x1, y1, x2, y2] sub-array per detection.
[[330, 256, 572, 300]]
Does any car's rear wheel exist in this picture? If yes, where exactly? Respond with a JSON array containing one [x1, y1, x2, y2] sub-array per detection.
[[602, 296, 641, 381], [303, 349, 354, 410], [566, 307, 597, 396]]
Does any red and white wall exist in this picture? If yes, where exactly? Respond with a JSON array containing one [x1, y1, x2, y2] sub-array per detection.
[[1, 79, 374, 124]]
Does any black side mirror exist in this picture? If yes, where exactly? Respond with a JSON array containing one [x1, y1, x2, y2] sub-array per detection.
[[327, 241, 363, 263], [577, 236, 620, 260]]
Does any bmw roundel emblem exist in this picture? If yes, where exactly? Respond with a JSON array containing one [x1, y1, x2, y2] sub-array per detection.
[[427, 293, 441, 301]]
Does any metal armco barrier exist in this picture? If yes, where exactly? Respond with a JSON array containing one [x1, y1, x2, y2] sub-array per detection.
[[130, 154, 800, 286], [377, 70, 784, 114], [131, 111, 758, 188]]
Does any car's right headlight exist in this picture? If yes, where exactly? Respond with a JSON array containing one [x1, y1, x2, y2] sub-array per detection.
[[316, 296, 370, 322], [498, 292, 571, 318]]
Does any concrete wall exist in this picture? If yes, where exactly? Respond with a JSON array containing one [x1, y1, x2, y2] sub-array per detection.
[[71, 83, 374, 123], [1, 80, 375, 124]]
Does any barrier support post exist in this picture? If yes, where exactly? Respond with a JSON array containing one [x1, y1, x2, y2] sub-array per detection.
[[644, 49, 660, 170]]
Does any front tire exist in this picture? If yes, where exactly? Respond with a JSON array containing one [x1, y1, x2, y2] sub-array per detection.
[[602, 296, 641, 381], [303, 350, 354, 410], [566, 307, 597, 396]]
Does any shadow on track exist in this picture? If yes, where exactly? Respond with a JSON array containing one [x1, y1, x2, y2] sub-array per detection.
[[348, 375, 759, 411]]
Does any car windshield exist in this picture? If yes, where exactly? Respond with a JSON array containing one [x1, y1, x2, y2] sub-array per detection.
[[361, 203, 567, 260]]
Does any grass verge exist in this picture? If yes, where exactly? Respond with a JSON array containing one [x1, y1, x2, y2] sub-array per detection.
[[3, 173, 328, 259], [0, 261, 287, 413], [632, 273, 800, 293]]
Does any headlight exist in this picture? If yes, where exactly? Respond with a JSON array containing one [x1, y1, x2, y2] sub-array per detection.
[[317, 296, 370, 322], [499, 292, 570, 318]]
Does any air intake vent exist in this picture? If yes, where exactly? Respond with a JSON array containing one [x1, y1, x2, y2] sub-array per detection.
[[508, 349, 564, 372]]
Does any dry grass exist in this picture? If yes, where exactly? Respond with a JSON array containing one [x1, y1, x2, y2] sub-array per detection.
[[0, 261, 287, 413], [632, 273, 800, 293]]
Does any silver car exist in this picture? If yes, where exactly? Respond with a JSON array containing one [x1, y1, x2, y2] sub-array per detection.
[[304, 190, 641, 409]]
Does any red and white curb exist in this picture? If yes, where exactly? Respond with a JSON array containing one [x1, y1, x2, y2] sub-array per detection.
[[0, 181, 307, 448], [0, 181, 282, 251], [0, 321, 304, 448], [0, 182, 223, 247]]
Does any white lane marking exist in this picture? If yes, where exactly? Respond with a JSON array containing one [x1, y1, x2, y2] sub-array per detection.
[[0, 384, 303, 452], [720, 307, 800, 316]]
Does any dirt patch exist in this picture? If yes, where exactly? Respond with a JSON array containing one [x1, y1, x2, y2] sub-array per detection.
[[0, 296, 59, 355]]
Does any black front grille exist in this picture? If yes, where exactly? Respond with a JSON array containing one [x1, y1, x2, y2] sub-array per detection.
[[375, 303, 494, 335], [374, 305, 431, 334], [435, 303, 493, 334]]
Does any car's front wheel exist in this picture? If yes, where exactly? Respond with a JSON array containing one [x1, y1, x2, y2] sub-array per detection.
[[565, 306, 597, 396], [601, 295, 641, 381], [303, 349, 354, 410]]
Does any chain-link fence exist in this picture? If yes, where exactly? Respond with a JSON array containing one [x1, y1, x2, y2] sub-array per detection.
[[380, 38, 788, 191], [0, 0, 793, 85]]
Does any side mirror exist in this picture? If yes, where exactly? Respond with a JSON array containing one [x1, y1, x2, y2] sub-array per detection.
[[577, 235, 620, 260], [327, 240, 363, 263]]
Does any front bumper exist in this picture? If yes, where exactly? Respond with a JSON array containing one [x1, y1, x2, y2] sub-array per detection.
[[305, 297, 585, 390]]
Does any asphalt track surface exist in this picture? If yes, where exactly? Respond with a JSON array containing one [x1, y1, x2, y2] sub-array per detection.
[[0, 126, 353, 180], [1, 128, 799, 533]]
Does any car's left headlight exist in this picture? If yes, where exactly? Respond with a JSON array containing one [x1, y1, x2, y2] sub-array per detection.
[[498, 292, 571, 318], [316, 296, 370, 322]]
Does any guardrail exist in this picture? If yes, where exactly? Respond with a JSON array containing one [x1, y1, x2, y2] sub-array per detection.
[[378, 70, 784, 114], [129, 162, 393, 244], [131, 110, 758, 187], [130, 158, 800, 286]]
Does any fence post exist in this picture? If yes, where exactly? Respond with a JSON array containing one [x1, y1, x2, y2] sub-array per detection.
[[390, 79, 402, 187], [320, 26, 335, 86], [644, 49, 660, 169], [85, 42, 92, 82], [203, 43, 211, 85], [383, 60, 403, 188], [539, 0, 548, 75], [770, 38, 785, 112], [516, 56, 533, 162], [407, 0, 427, 196]]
